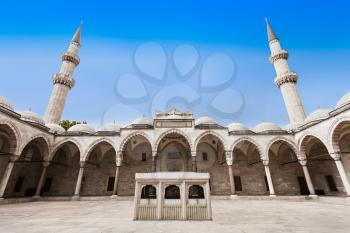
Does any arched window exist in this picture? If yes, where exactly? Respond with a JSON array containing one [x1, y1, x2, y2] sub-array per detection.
[[189, 185, 204, 199], [164, 185, 180, 199], [141, 185, 156, 199]]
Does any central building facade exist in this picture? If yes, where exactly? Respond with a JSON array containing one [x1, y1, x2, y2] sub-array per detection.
[[0, 21, 350, 201]]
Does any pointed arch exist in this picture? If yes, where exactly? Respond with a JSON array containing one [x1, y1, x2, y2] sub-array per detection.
[[119, 131, 153, 152], [193, 130, 228, 152], [328, 116, 350, 154], [298, 133, 331, 159], [19, 134, 50, 160], [0, 120, 21, 155], [230, 137, 264, 159], [154, 129, 193, 152], [83, 138, 117, 161], [50, 138, 82, 161], [265, 136, 299, 159]]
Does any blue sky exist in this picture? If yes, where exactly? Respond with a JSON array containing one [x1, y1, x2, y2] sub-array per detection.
[[0, 0, 350, 128]]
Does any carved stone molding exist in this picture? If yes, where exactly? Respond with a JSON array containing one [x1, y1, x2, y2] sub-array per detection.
[[262, 160, 269, 166], [52, 74, 75, 89], [298, 159, 307, 166], [61, 52, 80, 66], [269, 50, 288, 63], [274, 72, 298, 87]]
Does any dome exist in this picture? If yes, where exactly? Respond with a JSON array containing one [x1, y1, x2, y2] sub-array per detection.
[[68, 123, 96, 134], [131, 116, 153, 126], [99, 123, 121, 132], [336, 92, 350, 108], [254, 122, 282, 133], [195, 116, 217, 125], [46, 123, 65, 134], [0, 96, 14, 111], [18, 110, 44, 125], [305, 109, 330, 122], [228, 122, 249, 132]]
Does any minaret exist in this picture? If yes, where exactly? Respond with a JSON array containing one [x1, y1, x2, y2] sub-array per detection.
[[266, 19, 306, 124], [43, 23, 82, 124]]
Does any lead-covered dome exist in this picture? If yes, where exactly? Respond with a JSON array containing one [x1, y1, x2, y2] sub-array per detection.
[[131, 116, 153, 126], [0, 96, 14, 111], [99, 123, 121, 132], [195, 116, 217, 125], [254, 122, 282, 133], [228, 122, 249, 132], [46, 123, 65, 134], [305, 109, 330, 122], [336, 92, 350, 108], [68, 123, 96, 134], [18, 110, 44, 125]]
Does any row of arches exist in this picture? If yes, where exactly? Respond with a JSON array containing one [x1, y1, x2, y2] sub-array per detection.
[[0, 121, 350, 198]]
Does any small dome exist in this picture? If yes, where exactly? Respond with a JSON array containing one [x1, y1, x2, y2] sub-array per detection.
[[0, 96, 14, 111], [305, 109, 330, 122], [195, 116, 217, 125], [254, 122, 282, 133], [100, 123, 121, 132], [68, 123, 96, 134], [18, 110, 44, 125], [131, 116, 153, 126], [228, 122, 249, 132], [336, 92, 350, 108], [46, 123, 65, 134]]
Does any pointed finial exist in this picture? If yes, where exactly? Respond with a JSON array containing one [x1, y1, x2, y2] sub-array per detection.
[[265, 18, 278, 42], [72, 21, 82, 44]]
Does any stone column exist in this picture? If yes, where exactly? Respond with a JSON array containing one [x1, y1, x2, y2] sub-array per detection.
[[181, 181, 187, 220], [227, 161, 237, 198], [333, 153, 350, 197], [191, 151, 197, 172], [226, 151, 236, 198], [157, 182, 163, 220], [0, 156, 16, 198], [205, 181, 212, 220], [299, 159, 316, 196], [133, 181, 140, 220], [262, 160, 276, 196], [152, 151, 157, 172], [33, 161, 51, 198], [73, 161, 85, 199], [112, 155, 122, 197]]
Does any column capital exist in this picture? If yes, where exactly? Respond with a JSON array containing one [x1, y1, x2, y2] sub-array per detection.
[[191, 151, 196, 157], [116, 157, 123, 167], [152, 151, 158, 157], [226, 158, 233, 166], [9, 155, 17, 162], [331, 152, 341, 161], [262, 160, 269, 166], [225, 150, 232, 158], [79, 161, 85, 168], [42, 161, 51, 168], [298, 159, 308, 166]]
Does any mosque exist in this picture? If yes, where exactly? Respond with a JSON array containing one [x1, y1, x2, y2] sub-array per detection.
[[0, 21, 350, 202]]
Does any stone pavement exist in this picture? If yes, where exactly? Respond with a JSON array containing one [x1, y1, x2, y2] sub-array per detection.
[[0, 199, 350, 233]]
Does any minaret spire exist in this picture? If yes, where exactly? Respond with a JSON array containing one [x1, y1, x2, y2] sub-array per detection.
[[43, 24, 82, 124], [72, 22, 82, 44], [265, 18, 278, 42], [266, 19, 306, 124]]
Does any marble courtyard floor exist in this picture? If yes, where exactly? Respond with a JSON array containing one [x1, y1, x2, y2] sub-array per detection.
[[0, 199, 350, 233]]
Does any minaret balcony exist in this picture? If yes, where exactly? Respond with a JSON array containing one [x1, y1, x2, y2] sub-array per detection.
[[274, 72, 298, 87], [269, 50, 288, 63], [52, 73, 75, 89], [61, 52, 80, 66]]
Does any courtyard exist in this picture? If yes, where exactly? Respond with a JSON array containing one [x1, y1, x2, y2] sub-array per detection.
[[0, 198, 349, 233]]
